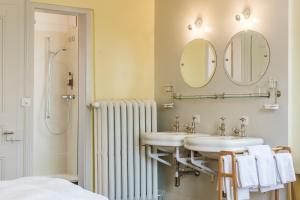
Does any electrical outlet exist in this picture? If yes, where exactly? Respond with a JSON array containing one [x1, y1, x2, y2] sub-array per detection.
[[241, 116, 249, 125], [193, 114, 201, 123]]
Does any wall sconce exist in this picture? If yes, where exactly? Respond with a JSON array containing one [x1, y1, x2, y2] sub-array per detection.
[[187, 17, 203, 30], [235, 8, 251, 21]]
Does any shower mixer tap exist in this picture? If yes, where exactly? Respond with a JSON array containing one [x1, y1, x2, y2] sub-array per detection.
[[67, 72, 74, 89], [62, 94, 76, 101]]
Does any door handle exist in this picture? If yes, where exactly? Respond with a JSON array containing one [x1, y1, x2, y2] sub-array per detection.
[[3, 130, 14, 135], [3, 130, 21, 142]]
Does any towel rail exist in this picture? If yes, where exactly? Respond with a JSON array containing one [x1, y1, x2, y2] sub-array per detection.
[[217, 146, 295, 200]]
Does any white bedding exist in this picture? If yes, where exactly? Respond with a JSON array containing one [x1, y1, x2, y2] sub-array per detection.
[[0, 177, 108, 200]]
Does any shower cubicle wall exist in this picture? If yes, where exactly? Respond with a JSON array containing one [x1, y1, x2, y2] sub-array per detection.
[[33, 12, 79, 180]]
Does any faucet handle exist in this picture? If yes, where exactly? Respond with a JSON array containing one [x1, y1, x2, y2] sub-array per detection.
[[232, 128, 240, 136], [240, 117, 248, 125], [184, 124, 191, 131], [192, 116, 196, 122], [220, 117, 226, 122]]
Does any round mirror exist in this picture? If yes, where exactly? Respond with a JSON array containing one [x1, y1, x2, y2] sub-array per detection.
[[180, 39, 217, 88], [224, 30, 270, 85]]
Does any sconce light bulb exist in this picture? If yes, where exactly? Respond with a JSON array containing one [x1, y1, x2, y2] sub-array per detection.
[[188, 17, 203, 31], [235, 8, 251, 22], [242, 8, 251, 19], [194, 17, 203, 28]]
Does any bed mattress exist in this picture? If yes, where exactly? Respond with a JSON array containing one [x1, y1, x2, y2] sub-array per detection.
[[0, 177, 108, 200]]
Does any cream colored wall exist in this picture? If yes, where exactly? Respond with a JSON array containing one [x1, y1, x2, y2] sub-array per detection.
[[290, 0, 300, 197], [32, 0, 155, 100], [289, 0, 300, 174]]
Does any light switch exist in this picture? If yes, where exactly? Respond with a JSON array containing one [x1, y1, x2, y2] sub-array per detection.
[[22, 97, 32, 107]]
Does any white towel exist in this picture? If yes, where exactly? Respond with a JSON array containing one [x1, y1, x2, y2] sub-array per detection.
[[275, 153, 296, 184], [247, 145, 284, 192], [247, 145, 277, 186], [222, 155, 250, 200], [236, 155, 258, 188], [260, 184, 284, 193]]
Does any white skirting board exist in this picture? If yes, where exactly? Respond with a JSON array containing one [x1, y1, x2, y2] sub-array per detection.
[[93, 100, 158, 200]]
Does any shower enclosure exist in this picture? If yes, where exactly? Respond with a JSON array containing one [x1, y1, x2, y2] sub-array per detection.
[[33, 11, 79, 182]]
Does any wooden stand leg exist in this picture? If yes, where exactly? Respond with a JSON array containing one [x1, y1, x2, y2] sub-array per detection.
[[232, 181, 238, 200], [218, 157, 223, 200], [231, 155, 238, 200], [275, 189, 279, 200], [291, 182, 296, 200]]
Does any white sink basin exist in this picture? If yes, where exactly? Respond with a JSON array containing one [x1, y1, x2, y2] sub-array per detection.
[[184, 135, 264, 153], [142, 132, 209, 147]]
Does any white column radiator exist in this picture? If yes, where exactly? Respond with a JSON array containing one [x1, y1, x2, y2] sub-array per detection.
[[93, 100, 158, 200]]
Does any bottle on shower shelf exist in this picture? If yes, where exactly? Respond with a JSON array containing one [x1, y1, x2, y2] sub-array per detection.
[[67, 72, 74, 90]]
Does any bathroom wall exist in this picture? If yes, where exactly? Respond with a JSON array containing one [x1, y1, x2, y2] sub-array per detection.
[[33, 12, 78, 177], [155, 0, 288, 199], [32, 0, 155, 100]]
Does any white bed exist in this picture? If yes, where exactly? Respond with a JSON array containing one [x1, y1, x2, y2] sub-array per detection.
[[0, 177, 108, 200]]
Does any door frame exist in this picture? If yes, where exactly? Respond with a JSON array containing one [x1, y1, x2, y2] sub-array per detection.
[[24, 1, 94, 190]]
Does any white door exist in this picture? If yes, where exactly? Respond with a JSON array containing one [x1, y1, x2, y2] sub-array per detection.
[[0, 0, 25, 180]]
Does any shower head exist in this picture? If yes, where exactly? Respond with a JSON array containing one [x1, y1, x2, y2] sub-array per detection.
[[55, 48, 67, 55], [50, 48, 67, 56]]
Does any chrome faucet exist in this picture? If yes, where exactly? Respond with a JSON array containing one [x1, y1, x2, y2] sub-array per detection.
[[172, 115, 180, 132], [240, 117, 247, 137], [185, 117, 196, 134], [218, 117, 226, 136]]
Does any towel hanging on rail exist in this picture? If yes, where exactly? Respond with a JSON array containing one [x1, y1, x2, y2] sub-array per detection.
[[275, 152, 296, 184]]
